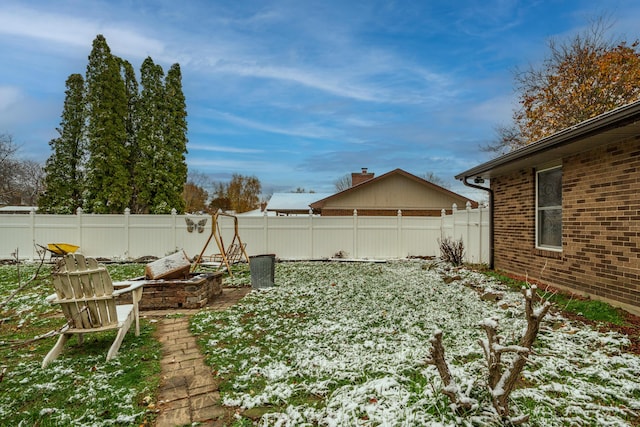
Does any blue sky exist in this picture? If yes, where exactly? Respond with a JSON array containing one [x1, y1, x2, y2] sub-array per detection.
[[1, 1, 639, 200]]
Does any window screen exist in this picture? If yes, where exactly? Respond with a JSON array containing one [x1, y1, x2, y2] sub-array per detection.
[[536, 167, 562, 249]]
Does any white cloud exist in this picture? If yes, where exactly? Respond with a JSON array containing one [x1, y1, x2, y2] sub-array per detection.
[[207, 110, 339, 140], [187, 158, 281, 173], [0, 86, 22, 111], [0, 5, 165, 60], [0, 6, 94, 48], [188, 143, 263, 154], [469, 94, 517, 124]]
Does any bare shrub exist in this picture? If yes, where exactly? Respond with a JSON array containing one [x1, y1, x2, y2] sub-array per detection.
[[426, 285, 551, 424], [333, 250, 348, 259], [438, 236, 465, 265]]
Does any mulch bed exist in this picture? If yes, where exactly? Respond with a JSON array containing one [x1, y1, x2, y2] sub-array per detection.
[[560, 309, 640, 355], [499, 271, 640, 355]]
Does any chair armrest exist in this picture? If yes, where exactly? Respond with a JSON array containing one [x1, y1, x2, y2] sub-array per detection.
[[45, 293, 58, 304], [112, 281, 146, 296]]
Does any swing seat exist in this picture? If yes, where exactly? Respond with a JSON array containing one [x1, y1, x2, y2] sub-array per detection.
[[193, 211, 249, 277], [201, 243, 247, 268]]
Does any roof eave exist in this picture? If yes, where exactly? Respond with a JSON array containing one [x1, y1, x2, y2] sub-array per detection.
[[455, 100, 640, 181]]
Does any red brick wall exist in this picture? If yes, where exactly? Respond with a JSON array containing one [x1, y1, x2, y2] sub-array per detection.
[[491, 136, 640, 315], [319, 209, 446, 216]]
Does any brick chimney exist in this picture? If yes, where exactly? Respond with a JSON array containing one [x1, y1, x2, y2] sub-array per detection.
[[351, 168, 374, 187]]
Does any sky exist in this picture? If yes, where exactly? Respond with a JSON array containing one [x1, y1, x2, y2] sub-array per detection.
[[1, 1, 640, 200]]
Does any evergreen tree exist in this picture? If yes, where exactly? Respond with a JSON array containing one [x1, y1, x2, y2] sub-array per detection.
[[84, 35, 131, 213], [39, 74, 86, 213], [134, 57, 167, 213], [164, 63, 188, 213], [42, 35, 189, 214], [120, 59, 140, 209]]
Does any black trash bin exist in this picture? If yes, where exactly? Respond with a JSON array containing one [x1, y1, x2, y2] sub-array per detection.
[[250, 254, 275, 289]]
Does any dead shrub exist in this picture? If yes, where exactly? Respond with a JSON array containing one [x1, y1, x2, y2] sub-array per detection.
[[438, 236, 465, 265]]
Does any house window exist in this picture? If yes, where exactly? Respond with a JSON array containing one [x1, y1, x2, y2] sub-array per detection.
[[536, 166, 562, 250]]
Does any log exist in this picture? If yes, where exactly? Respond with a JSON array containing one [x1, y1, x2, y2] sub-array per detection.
[[145, 251, 191, 280]]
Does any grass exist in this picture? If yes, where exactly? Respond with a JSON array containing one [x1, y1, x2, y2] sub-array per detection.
[[0, 261, 162, 426], [191, 261, 640, 426], [0, 259, 638, 426], [483, 270, 627, 325]]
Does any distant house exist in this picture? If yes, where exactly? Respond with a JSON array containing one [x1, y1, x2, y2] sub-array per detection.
[[456, 100, 640, 316], [0, 206, 38, 214], [265, 192, 333, 216], [310, 168, 477, 216]]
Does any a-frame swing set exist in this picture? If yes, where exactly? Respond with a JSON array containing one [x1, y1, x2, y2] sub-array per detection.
[[192, 211, 250, 277]]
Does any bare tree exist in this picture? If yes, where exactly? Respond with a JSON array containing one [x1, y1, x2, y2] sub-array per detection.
[[182, 182, 209, 213], [0, 134, 43, 206], [420, 171, 450, 189], [333, 174, 351, 192], [187, 170, 213, 192], [15, 160, 45, 205], [489, 16, 640, 153], [209, 174, 262, 213], [0, 134, 20, 204]]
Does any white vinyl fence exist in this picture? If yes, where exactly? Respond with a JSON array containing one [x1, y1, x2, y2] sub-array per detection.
[[0, 203, 489, 264]]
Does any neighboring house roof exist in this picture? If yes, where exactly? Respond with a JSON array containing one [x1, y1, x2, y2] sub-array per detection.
[[310, 168, 476, 211], [455, 99, 640, 180], [0, 206, 38, 213], [236, 208, 276, 216], [266, 193, 333, 214]]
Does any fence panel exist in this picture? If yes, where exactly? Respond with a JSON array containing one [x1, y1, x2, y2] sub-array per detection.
[[355, 216, 400, 259], [401, 216, 443, 258], [310, 216, 356, 259], [0, 205, 489, 263]]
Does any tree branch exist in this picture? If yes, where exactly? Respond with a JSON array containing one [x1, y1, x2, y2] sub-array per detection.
[[426, 329, 476, 412], [0, 248, 47, 311]]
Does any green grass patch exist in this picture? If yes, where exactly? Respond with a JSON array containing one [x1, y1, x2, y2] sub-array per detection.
[[191, 261, 640, 426], [484, 271, 627, 325], [225, 262, 252, 287], [0, 262, 161, 426]]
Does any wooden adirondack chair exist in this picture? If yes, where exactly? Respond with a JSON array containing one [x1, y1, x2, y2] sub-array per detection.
[[42, 253, 145, 368]]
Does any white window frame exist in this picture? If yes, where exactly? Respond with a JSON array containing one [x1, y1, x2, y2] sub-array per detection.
[[535, 165, 562, 251]]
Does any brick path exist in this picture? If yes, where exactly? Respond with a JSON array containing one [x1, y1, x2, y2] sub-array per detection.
[[145, 287, 251, 427]]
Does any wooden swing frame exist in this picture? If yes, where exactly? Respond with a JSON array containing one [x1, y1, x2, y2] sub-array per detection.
[[192, 211, 250, 277]]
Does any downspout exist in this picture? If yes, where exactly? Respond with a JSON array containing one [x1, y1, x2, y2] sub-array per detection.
[[461, 177, 494, 269]]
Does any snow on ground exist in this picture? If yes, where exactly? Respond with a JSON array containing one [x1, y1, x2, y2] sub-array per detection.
[[192, 260, 640, 426]]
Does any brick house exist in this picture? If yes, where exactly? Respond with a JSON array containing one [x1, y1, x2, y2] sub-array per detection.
[[456, 101, 640, 316], [311, 168, 477, 216]]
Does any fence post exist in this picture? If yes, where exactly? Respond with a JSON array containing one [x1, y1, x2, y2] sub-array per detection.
[[263, 209, 269, 254], [171, 208, 177, 253], [397, 209, 402, 259], [465, 201, 472, 263], [29, 208, 36, 261], [353, 209, 358, 259], [451, 203, 458, 242], [478, 203, 484, 264], [309, 209, 314, 259], [76, 207, 83, 255], [124, 208, 130, 259]]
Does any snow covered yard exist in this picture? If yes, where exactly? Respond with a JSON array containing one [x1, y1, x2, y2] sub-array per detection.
[[191, 260, 640, 426], [0, 263, 161, 426]]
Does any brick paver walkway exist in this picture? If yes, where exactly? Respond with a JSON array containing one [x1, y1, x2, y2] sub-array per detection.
[[145, 287, 251, 427]]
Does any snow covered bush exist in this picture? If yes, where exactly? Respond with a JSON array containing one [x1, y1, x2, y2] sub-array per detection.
[[438, 236, 465, 265]]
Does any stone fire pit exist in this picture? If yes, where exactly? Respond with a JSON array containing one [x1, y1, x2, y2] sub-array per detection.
[[117, 271, 223, 310]]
